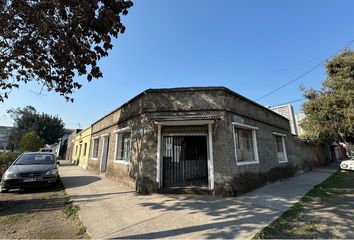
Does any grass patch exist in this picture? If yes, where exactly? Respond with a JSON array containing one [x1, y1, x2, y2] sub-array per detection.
[[64, 196, 80, 217], [77, 226, 88, 236], [0, 213, 26, 224], [253, 170, 354, 239]]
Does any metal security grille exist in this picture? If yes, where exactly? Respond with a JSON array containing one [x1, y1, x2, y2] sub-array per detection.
[[162, 135, 208, 188]]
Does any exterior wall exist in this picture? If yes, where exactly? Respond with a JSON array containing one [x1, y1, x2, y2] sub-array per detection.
[[66, 131, 77, 161], [71, 127, 92, 169], [87, 113, 146, 190]]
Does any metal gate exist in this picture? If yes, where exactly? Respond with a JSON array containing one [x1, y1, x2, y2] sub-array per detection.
[[162, 135, 208, 188]]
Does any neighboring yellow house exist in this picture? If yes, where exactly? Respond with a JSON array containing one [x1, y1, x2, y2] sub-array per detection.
[[71, 126, 92, 169]]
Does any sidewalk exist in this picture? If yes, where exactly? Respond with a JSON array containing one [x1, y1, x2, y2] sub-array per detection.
[[59, 161, 336, 239]]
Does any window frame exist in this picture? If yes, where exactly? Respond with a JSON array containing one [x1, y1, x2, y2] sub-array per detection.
[[232, 122, 259, 166], [113, 127, 132, 164], [273, 132, 288, 163], [91, 137, 99, 160]]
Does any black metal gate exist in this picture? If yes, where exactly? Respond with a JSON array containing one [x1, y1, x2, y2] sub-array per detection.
[[162, 135, 208, 188]]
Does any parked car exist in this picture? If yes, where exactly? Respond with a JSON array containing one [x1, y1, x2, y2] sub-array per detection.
[[340, 158, 354, 171], [0, 152, 60, 193]]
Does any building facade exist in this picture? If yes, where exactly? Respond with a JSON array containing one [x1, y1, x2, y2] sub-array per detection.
[[0, 126, 14, 152], [269, 104, 298, 135], [71, 127, 92, 169], [84, 87, 328, 193]]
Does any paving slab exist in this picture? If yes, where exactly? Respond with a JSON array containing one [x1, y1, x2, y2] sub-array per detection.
[[59, 161, 336, 239]]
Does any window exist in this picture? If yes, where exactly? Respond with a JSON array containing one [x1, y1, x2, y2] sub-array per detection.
[[233, 123, 259, 165], [75, 145, 78, 155], [273, 133, 288, 163], [92, 138, 99, 159], [115, 131, 131, 162], [83, 143, 87, 156]]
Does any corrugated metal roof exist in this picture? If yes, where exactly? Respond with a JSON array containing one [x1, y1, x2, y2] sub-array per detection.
[[149, 114, 221, 122]]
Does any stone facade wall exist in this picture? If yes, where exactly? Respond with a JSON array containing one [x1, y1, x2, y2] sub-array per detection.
[[87, 115, 147, 190]]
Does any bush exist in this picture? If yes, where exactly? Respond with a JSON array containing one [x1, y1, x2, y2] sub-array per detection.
[[0, 152, 21, 176], [230, 165, 297, 196], [19, 131, 44, 152]]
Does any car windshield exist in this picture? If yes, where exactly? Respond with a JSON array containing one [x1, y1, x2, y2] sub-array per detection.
[[14, 154, 55, 165]]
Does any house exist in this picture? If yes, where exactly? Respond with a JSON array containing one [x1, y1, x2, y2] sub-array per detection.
[[65, 129, 82, 162], [71, 126, 92, 169], [84, 87, 329, 194]]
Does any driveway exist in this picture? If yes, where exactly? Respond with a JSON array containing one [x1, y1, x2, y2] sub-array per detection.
[[59, 161, 336, 239]]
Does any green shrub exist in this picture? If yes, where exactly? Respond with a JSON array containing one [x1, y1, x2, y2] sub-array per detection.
[[231, 165, 297, 195], [0, 152, 21, 176], [19, 131, 44, 152]]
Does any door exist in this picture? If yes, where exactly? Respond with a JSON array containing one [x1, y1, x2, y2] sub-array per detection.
[[162, 135, 208, 188], [100, 136, 110, 172], [78, 144, 82, 164]]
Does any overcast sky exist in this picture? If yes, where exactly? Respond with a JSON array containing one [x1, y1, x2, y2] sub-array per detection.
[[1, 0, 354, 129]]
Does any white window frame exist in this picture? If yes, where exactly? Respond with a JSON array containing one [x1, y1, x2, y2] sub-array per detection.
[[273, 132, 288, 163], [113, 127, 132, 164], [91, 137, 99, 160], [232, 122, 259, 166]]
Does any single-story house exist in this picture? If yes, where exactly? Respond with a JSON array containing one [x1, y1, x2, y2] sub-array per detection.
[[84, 87, 328, 194], [71, 126, 92, 169]]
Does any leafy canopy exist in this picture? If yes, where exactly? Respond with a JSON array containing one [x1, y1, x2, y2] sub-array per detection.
[[19, 131, 44, 152], [8, 106, 65, 144], [0, 0, 133, 102], [301, 50, 354, 144]]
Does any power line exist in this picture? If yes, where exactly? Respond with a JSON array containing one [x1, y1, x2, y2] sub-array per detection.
[[255, 39, 354, 102], [270, 97, 307, 107]]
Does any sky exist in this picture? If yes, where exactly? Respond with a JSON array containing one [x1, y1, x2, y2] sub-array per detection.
[[1, 0, 354, 129]]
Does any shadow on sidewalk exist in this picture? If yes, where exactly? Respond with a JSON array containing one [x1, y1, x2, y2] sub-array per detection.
[[60, 176, 101, 188]]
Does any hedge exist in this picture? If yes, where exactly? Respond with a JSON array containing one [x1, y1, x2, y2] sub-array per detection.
[[0, 152, 21, 177]]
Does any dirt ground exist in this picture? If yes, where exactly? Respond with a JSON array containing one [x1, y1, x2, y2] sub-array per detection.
[[0, 183, 89, 239]]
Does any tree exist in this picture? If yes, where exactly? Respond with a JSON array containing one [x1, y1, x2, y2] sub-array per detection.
[[0, 0, 133, 102], [19, 131, 44, 152], [8, 106, 65, 145], [301, 50, 354, 144]]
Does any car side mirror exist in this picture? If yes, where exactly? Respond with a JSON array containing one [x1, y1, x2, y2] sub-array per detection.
[[57, 161, 60, 165]]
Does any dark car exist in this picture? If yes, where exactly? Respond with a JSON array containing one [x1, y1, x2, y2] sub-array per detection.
[[0, 152, 59, 193]]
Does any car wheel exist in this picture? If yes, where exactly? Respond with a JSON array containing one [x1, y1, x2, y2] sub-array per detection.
[[0, 185, 8, 193]]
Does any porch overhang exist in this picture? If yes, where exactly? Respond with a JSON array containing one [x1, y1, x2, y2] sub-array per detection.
[[149, 114, 221, 126]]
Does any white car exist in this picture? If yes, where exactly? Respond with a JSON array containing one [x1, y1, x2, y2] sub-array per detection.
[[340, 159, 354, 171], [39, 148, 54, 153]]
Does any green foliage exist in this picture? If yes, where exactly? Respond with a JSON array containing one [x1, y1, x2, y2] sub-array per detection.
[[8, 106, 64, 145], [19, 131, 44, 152], [0, 0, 133, 102], [0, 152, 21, 176], [301, 49, 354, 144]]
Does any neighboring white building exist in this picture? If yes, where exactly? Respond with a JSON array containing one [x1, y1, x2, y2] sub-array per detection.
[[295, 112, 306, 136], [269, 104, 298, 135], [0, 126, 14, 152]]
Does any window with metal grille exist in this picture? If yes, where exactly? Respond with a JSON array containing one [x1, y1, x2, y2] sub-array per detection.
[[115, 131, 131, 162], [274, 134, 288, 163], [233, 124, 259, 165]]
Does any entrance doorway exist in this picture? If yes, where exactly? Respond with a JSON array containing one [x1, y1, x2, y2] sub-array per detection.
[[162, 135, 208, 188]]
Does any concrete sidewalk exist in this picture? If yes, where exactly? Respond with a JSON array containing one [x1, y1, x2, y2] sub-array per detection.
[[59, 161, 336, 239]]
